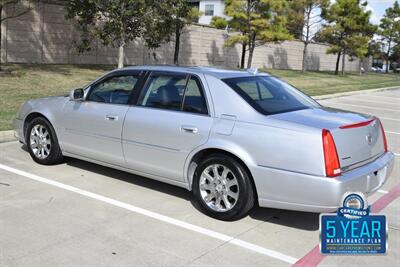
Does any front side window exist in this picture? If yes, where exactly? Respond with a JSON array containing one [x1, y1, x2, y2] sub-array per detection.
[[223, 76, 320, 115], [205, 4, 214, 16], [87, 75, 139, 104], [139, 73, 208, 115]]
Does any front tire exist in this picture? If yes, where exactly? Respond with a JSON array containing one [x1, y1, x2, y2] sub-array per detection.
[[193, 154, 255, 221], [26, 117, 63, 165]]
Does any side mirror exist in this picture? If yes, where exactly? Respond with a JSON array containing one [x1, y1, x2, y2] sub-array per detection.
[[69, 88, 84, 101]]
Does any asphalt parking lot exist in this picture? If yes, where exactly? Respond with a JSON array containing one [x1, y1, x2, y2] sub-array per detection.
[[0, 89, 399, 267]]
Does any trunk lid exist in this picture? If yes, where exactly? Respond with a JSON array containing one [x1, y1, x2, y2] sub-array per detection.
[[270, 107, 385, 170]]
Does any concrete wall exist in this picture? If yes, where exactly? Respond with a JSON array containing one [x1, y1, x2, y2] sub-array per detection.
[[0, 1, 370, 72]]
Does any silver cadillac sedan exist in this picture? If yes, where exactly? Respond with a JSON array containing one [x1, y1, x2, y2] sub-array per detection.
[[13, 66, 394, 220]]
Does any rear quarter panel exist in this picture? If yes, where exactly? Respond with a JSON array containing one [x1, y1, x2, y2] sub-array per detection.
[[231, 120, 325, 176]]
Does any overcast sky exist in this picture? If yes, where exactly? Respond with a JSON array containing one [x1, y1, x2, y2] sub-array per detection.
[[366, 0, 397, 25]]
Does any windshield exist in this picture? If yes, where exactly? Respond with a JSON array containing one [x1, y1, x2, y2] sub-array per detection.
[[222, 76, 320, 115]]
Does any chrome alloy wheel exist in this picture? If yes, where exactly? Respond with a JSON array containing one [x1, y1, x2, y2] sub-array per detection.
[[30, 124, 51, 160], [199, 164, 239, 212]]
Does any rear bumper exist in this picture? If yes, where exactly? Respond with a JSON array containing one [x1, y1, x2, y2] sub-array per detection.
[[253, 152, 394, 213], [12, 118, 25, 143]]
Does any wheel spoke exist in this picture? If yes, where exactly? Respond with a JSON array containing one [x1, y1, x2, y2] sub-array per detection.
[[226, 179, 238, 188], [204, 192, 216, 203], [221, 168, 229, 179], [215, 195, 222, 210], [227, 191, 238, 200], [33, 148, 40, 156], [200, 183, 213, 191], [201, 172, 214, 183], [222, 195, 232, 210], [212, 165, 219, 178]]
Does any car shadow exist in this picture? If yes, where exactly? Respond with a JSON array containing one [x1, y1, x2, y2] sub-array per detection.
[[62, 156, 320, 231], [65, 157, 192, 201]]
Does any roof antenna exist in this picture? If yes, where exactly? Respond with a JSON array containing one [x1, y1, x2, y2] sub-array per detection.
[[247, 68, 258, 75]]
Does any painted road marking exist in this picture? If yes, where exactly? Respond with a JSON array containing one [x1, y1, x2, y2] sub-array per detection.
[[378, 189, 389, 194], [0, 163, 298, 265], [343, 98, 400, 106], [379, 117, 400, 122], [394, 153, 400, 157], [292, 182, 400, 267], [386, 131, 400, 135], [323, 102, 400, 112], [364, 95, 400, 101]]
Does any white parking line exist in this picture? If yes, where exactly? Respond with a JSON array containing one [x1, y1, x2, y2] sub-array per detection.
[[365, 95, 400, 101], [344, 97, 400, 106], [395, 153, 400, 157], [324, 102, 400, 112], [386, 131, 400, 135], [0, 163, 298, 265], [380, 117, 400, 122], [378, 190, 389, 194]]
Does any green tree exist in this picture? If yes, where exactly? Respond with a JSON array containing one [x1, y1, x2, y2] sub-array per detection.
[[320, 0, 376, 75], [210, 16, 229, 29], [224, 0, 292, 69], [66, 0, 154, 68], [288, 0, 329, 72], [0, 0, 33, 71], [379, 1, 400, 73], [390, 44, 400, 71], [155, 0, 201, 65]]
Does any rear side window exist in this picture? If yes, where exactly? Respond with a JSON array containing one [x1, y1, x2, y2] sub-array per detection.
[[139, 73, 208, 115], [139, 74, 186, 111], [223, 76, 320, 115], [183, 77, 208, 115]]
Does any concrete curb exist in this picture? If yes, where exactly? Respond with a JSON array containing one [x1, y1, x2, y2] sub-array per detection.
[[0, 130, 16, 143], [313, 86, 400, 100]]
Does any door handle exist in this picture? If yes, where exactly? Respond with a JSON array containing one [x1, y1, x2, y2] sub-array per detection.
[[105, 115, 119, 121], [181, 125, 198, 134]]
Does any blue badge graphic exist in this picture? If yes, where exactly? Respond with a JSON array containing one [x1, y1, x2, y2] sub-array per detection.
[[320, 192, 387, 254]]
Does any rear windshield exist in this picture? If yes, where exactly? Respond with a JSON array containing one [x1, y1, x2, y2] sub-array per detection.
[[222, 76, 320, 115]]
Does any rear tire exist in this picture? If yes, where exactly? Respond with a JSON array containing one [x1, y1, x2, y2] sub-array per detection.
[[26, 117, 63, 165], [193, 153, 255, 221]]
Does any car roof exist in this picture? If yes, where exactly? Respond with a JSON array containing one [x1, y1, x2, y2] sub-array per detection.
[[119, 65, 271, 79]]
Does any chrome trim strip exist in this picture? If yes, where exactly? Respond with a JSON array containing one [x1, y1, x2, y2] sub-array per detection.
[[122, 138, 181, 152], [65, 128, 121, 142]]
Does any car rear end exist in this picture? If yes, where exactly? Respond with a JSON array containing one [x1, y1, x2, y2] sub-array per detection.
[[262, 112, 394, 212], [250, 115, 394, 213], [319, 117, 393, 205]]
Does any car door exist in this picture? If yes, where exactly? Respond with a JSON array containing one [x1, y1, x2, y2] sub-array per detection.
[[60, 70, 142, 165], [122, 72, 213, 182]]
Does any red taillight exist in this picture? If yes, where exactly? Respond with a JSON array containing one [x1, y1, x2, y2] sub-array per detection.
[[322, 129, 341, 177], [377, 118, 388, 152]]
